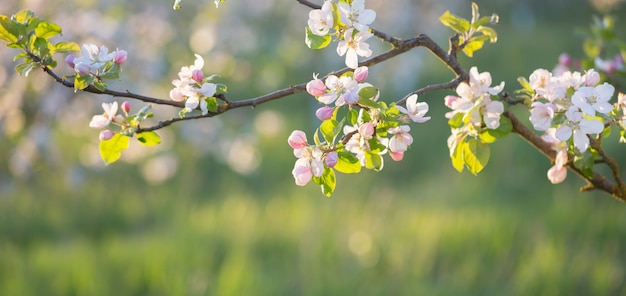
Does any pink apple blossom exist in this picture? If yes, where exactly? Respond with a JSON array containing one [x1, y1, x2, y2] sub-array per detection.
[[306, 75, 327, 97], [353, 66, 369, 82], [547, 149, 568, 184]]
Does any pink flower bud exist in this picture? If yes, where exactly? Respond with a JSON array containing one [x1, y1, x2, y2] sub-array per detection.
[[191, 69, 204, 83], [99, 129, 114, 141], [121, 101, 131, 114], [584, 69, 600, 86], [444, 95, 458, 109], [113, 49, 128, 65], [354, 66, 369, 82], [358, 122, 375, 138], [65, 54, 75, 68], [315, 106, 334, 121], [389, 151, 404, 161], [74, 62, 91, 76], [325, 151, 338, 168], [558, 53, 571, 66], [306, 79, 326, 97], [288, 130, 308, 149]]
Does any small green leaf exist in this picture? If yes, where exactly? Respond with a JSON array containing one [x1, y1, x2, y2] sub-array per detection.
[[462, 39, 484, 57], [214, 0, 226, 7], [305, 27, 332, 49], [99, 133, 130, 165], [0, 15, 18, 43], [463, 138, 490, 175], [334, 151, 361, 174], [450, 137, 465, 173], [517, 76, 533, 92], [14, 9, 35, 24], [364, 152, 383, 171], [173, 0, 182, 10], [74, 74, 94, 91], [206, 96, 218, 113], [448, 112, 464, 129], [53, 41, 80, 53], [137, 131, 161, 146], [477, 26, 497, 43], [99, 63, 121, 80], [15, 62, 35, 77], [320, 167, 336, 197], [439, 11, 470, 33], [34, 21, 61, 39], [320, 119, 339, 144], [347, 109, 358, 125], [93, 80, 107, 91]]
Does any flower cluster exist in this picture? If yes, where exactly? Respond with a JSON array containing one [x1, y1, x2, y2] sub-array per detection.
[[289, 66, 430, 194], [66, 43, 127, 76], [444, 67, 505, 155], [89, 101, 130, 141], [169, 54, 218, 115], [307, 0, 376, 69], [524, 68, 620, 183]]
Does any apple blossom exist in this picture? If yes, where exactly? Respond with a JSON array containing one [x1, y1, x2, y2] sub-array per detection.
[[288, 130, 325, 186], [65, 54, 75, 68], [113, 49, 127, 65], [571, 83, 615, 116], [325, 151, 338, 168], [318, 74, 359, 106], [72, 43, 116, 72], [74, 62, 91, 75], [397, 94, 430, 123], [584, 69, 600, 86], [555, 106, 604, 152], [389, 151, 404, 161], [388, 125, 413, 153], [89, 101, 121, 129], [288, 130, 308, 150], [308, 0, 334, 36], [336, 28, 373, 69], [121, 101, 131, 115], [338, 0, 376, 32], [529, 102, 556, 131]]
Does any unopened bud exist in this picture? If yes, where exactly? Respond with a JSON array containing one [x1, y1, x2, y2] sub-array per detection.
[[65, 54, 76, 68], [121, 101, 131, 114], [354, 66, 369, 82], [113, 49, 128, 65], [306, 79, 326, 97], [99, 129, 114, 141], [325, 151, 338, 168], [74, 62, 91, 76], [558, 53, 571, 66], [192, 69, 204, 83], [315, 106, 334, 121]]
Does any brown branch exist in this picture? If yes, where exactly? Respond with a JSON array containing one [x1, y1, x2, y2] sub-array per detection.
[[504, 110, 626, 203]]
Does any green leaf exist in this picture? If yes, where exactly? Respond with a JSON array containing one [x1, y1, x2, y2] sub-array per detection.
[[0, 15, 18, 43], [320, 119, 340, 144], [34, 21, 61, 39], [93, 80, 107, 91], [53, 41, 79, 53], [135, 104, 153, 122], [173, 0, 182, 10], [334, 151, 361, 174], [479, 117, 512, 143], [448, 112, 464, 129], [320, 167, 336, 197], [305, 27, 332, 49], [463, 138, 490, 175], [450, 137, 465, 173], [15, 62, 35, 77], [14, 9, 35, 24], [477, 26, 497, 43], [206, 96, 218, 113], [137, 131, 161, 146], [74, 74, 94, 91], [517, 76, 533, 92], [214, 0, 227, 7], [99, 63, 121, 80], [583, 39, 600, 58], [99, 133, 129, 165], [364, 152, 383, 171], [462, 39, 484, 57], [439, 11, 470, 33], [573, 151, 595, 179], [347, 109, 358, 125]]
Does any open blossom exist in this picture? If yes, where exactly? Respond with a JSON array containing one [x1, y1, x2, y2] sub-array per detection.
[[89, 101, 122, 129], [555, 106, 604, 152], [72, 43, 120, 73], [338, 0, 376, 32], [388, 125, 413, 153], [397, 94, 430, 123], [571, 83, 615, 116], [318, 74, 359, 106], [308, 0, 334, 36], [343, 122, 375, 165], [529, 102, 556, 131], [457, 67, 504, 99], [337, 28, 373, 69], [169, 54, 217, 115]]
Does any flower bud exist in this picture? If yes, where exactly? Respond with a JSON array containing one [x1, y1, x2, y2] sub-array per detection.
[[389, 151, 404, 161], [121, 101, 131, 114], [306, 79, 326, 97], [358, 122, 375, 138], [65, 54, 76, 68], [325, 151, 338, 168], [315, 106, 334, 121], [354, 66, 369, 82], [99, 129, 114, 141], [558, 53, 571, 66], [584, 69, 600, 86], [74, 62, 91, 76], [191, 69, 204, 83], [288, 130, 308, 149], [113, 49, 128, 65]]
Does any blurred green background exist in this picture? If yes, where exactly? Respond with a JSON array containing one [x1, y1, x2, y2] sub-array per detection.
[[1, 0, 626, 295]]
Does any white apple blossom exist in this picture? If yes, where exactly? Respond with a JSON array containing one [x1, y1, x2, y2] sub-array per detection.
[[571, 83, 615, 116], [338, 0, 376, 32], [318, 74, 359, 106], [72, 43, 116, 72], [555, 106, 604, 152], [388, 125, 413, 153], [397, 94, 430, 123], [89, 101, 121, 128], [308, 0, 334, 36], [169, 54, 218, 115], [529, 102, 556, 131], [337, 28, 373, 69]]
